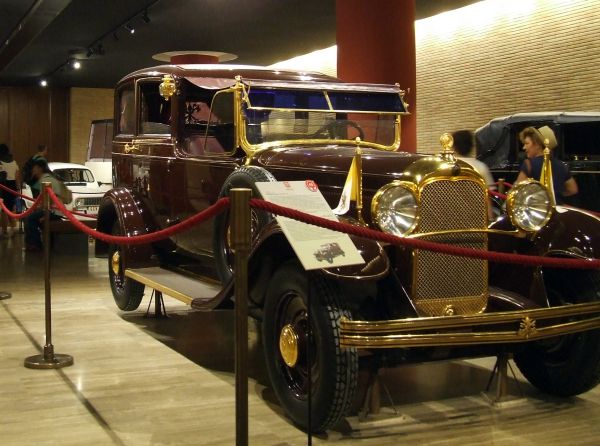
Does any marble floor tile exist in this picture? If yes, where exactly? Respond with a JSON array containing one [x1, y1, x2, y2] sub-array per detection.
[[2, 233, 600, 445]]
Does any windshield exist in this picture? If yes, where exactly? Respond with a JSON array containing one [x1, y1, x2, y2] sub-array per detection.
[[243, 87, 404, 149], [53, 168, 95, 184]]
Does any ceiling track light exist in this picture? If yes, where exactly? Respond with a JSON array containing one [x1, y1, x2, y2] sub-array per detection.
[[43, 3, 156, 86]]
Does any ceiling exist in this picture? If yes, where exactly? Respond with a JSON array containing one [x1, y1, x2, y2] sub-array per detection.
[[0, 0, 477, 88]]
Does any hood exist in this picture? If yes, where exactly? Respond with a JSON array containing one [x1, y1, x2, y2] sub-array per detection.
[[251, 145, 424, 180]]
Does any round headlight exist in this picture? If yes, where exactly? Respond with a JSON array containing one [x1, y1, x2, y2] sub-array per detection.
[[507, 181, 552, 231], [371, 182, 418, 236]]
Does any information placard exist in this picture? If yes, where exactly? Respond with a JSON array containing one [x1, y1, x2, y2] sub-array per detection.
[[256, 180, 364, 270]]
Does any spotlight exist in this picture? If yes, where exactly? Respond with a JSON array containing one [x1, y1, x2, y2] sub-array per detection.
[[125, 24, 135, 34], [39, 79, 48, 87], [142, 10, 150, 23], [72, 60, 81, 70]]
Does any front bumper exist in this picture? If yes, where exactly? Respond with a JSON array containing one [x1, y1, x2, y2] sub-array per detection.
[[340, 301, 600, 349]]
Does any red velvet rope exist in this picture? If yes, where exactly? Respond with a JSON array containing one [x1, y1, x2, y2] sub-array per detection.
[[489, 190, 507, 200], [0, 183, 35, 201], [42, 186, 600, 269], [0, 195, 43, 219], [47, 188, 230, 245], [249, 198, 600, 270], [495, 181, 513, 188], [0, 183, 98, 218]]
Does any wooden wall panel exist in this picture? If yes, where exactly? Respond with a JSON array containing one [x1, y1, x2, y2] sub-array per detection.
[[50, 88, 69, 163], [416, 0, 600, 152], [0, 89, 8, 145], [69, 87, 113, 164], [0, 87, 69, 167]]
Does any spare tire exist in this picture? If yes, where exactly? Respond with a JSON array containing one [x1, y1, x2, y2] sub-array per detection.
[[213, 166, 276, 284]]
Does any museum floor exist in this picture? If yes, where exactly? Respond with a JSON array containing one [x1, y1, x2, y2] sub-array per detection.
[[2, 233, 600, 445]]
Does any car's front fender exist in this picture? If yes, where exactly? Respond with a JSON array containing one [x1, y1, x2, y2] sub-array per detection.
[[534, 206, 600, 259]]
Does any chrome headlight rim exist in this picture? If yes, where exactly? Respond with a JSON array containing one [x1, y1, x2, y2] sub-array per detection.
[[371, 181, 418, 236], [506, 180, 553, 232]]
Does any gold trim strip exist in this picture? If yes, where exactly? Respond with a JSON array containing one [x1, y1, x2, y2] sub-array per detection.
[[340, 316, 600, 348], [341, 301, 600, 334], [124, 269, 193, 305], [323, 90, 333, 111]]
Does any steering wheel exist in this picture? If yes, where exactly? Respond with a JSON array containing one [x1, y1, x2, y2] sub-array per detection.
[[314, 120, 365, 140]]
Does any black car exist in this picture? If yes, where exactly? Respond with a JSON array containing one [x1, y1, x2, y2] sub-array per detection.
[[476, 112, 600, 211]]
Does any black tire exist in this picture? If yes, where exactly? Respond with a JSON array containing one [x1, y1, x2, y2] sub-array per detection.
[[108, 221, 145, 311], [213, 166, 275, 283], [262, 260, 358, 432], [515, 270, 600, 396]]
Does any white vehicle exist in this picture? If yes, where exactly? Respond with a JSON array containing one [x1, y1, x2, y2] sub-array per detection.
[[48, 162, 107, 221], [85, 119, 113, 187]]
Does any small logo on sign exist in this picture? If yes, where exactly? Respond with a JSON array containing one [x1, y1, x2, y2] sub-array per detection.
[[305, 180, 318, 192]]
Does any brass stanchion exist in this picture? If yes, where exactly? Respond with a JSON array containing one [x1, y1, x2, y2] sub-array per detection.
[[231, 188, 251, 446], [498, 178, 506, 195], [24, 182, 73, 369]]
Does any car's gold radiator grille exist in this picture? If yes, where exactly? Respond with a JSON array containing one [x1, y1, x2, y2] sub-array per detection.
[[413, 179, 488, 316]]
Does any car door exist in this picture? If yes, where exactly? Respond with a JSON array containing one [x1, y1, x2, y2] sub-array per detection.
[[171, 85, 241, 256]]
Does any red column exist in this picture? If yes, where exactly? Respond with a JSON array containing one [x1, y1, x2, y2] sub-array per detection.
[[336, 0, 417, 152]]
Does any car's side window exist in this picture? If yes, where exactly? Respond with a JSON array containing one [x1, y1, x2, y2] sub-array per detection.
[[183, 89, 235, 156], [117, 86, 135, 135], [139, 81, 171, 135]]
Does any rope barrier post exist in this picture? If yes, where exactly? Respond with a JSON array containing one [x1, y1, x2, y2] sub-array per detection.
[[24, 182, 73, 370], [498, 178, 506, 195], [231, 188, 251, 446]]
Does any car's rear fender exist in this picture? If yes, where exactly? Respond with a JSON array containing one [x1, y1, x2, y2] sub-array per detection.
[[95, 187, 157, 269]]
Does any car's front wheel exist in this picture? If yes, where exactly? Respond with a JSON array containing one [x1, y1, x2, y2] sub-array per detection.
[[515, 270, 600, 396], [262, 260, 358, 432]]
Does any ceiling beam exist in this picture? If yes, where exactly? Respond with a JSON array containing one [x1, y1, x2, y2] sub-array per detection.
[[0, 0, 72, 72]]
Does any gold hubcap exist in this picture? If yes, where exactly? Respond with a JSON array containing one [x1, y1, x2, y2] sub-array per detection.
[[279, 324, 299, 367], [111, 251, 121, 276]]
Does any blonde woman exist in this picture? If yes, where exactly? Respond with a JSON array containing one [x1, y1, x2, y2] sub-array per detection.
[[515, 126, 578, 204]]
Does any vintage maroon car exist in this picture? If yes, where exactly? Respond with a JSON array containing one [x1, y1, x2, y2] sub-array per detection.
[[96, 63, 600, 431]]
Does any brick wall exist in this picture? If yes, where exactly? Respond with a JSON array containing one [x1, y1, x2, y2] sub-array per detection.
[[416, 0, 600, 153], [69, 87, 113, 163]]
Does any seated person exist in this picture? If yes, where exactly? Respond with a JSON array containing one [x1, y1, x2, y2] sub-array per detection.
[[24, 159, 72, 252]]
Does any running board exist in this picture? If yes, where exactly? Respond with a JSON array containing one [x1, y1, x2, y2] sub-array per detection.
[[125, 267, 226, 310]]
